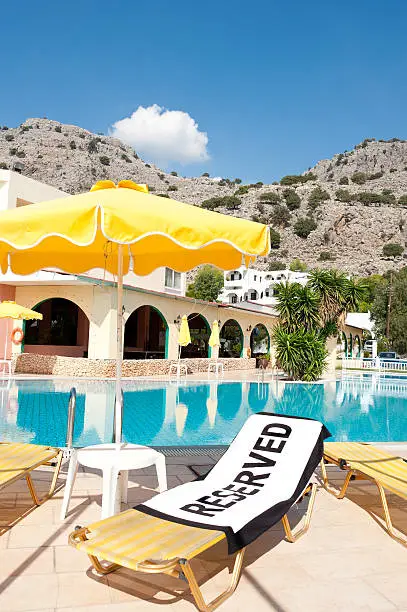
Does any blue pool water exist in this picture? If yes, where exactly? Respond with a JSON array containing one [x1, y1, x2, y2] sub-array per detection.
[[0, 374, 406, 447]]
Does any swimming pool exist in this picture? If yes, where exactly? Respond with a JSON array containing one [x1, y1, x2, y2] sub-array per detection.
[[0, 374, 406, 447]]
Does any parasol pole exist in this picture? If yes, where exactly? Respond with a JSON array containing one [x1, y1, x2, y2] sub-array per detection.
[[115, 244, 124, 444]]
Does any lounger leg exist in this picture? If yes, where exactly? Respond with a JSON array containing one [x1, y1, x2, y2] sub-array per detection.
[[155, 453, 167, 492], [375, 481, 407, 547], [179, 548, 245, 612], [281, 482, 317, 543], [320, 459, 354, 499], [26, 451, 63, 506], [60, 450, 79, 520]]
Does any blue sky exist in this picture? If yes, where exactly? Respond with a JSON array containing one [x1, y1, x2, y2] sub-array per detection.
[[1, 0, 406, 182]]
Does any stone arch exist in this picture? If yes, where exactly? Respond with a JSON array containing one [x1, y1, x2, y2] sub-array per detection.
[[180, 313, 210, 359], [24, 297, 89, 357], [354, 334, 362, 358], [219, 319, 243, 358], [124, 305, 168, 359], [250, 323, 270, 356]]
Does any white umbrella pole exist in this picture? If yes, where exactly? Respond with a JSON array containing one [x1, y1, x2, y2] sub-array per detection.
[[115, 245, 124, 444]]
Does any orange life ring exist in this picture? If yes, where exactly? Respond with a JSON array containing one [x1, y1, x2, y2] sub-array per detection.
[[246, 347, 251, 358], [11, 327, 24, 345]]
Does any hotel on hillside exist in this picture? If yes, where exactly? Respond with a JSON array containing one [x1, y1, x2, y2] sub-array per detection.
[[0, 170, 366, 376]]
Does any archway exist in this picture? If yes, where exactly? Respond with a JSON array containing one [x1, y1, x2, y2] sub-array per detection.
[[24, 298, 89, 357], [250, 323, 270, 356], [341, 331, 348, 358], [348, 333, 353, 358], [124, 305, 168, 359], [219, 319, 243, 358], [180, 313, 210, 359], [354, 335, 361, 358]]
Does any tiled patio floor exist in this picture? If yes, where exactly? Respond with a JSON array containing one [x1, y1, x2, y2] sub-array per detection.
[[1, 457, 407, 612]]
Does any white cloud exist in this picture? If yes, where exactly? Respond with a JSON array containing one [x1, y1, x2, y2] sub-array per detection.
[[110, 104, 209, 165]]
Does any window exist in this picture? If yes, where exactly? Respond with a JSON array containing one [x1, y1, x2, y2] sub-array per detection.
[[250, 291, 258, 300], [254, 275, 257, 281], [165, 268, 181, 289], [230, 294, 238, 304]]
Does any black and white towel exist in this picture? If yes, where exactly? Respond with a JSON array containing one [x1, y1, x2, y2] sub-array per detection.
[[137, 413, 331, 553]]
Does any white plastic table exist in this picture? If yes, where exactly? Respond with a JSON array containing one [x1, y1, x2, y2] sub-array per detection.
[[60, 443, 167, 520], [207, 361, 224, 376]]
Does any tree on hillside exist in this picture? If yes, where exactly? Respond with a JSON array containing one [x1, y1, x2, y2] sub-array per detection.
[[371, 268, 407, 355], [186, 265, 224, 302]]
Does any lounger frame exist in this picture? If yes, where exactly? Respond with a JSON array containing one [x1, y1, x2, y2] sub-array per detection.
[[0, 443, 63, 508], [321, 452, 407, 547], [69, 482, 317, 612]]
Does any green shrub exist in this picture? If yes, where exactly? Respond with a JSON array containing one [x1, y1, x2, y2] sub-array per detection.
[[79, 133, 86, 139], [390, 168, 397, 173], [308, 186, 330, 210], [318, 251, 334, 261], [339, 176, 349, 185], [223, 195, 242, 210], [335, 188, 352, 202], [201, 172, 210, 177], [272, 325, 327, 381], [87, 139, 98, 153], [398, 195, 407, 206], [367, 171, 384, 180], [234, 178, 242, 184], [382, 243, 404, 257], [280, 172, 317, 186], [380, 191, 396, 205], [268, 259, 286, 270], [121, 153, 132, 163], [5, 134, 14, 142], [294, 216, 317, 238], [282, 188, 301, 210], [201, 195, 241, 210], [271, 204, 291, 227], [157, 193, 170, 198], [269, 228, 281, 249], [259, 191, 281, 204], [99, 155, 110, 166], [168, 185, 178, 191], [69, 140, 76, 150], [351, 172, 367, 185], [170, 171, 178, 176], [234, 185, 249, 195], [16, 150, 26, 158], [145, 163, 151, 168], [0, 162, 8, 169], [54, 125, 62, 133], [289, 258, 307, 272]]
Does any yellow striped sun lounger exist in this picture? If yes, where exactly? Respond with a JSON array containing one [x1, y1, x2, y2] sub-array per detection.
[[322, 441, 407, 546], [70, 414, 330, 611], [0, 442, 62, 516]]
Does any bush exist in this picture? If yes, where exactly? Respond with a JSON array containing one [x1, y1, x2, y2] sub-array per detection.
[[308, 186, 330, 210], [382, 243, 404, 257], [318, 251, 334, 261], [69, 140, 76, 150], [157, 193, 170, 198], [186, 265, 224, 301], [390, 168, 397, 173], [280, 172, 317, 186], [54, 125, 62, 133], [5, 134, 14, 142], [399, 195, 407, 206], [79, 133, 86, 139], [356, 192, 386, 205], [9, 148, 17, 155], [269, 228, 281, 249], [294, 216, 317, 238], [201, 172, 210, 177], [0, 162, 8, 169], [87, 139, 99, 153], [271, 204, 291, 227], [268, 260, 286, 271], [234, 185, 249, 195], [367, 171, 384, 180], [380, 191, 396, 205], [168, 185, 178, 191], [16, 150, 26, 158], [201, 195, 241, 210], [289, 258, 307, 272], [272, 325, 327, 381], [170, 171, 178, 176], [259, 191, 281, 204], [351, 172, 367, 185], [99, 155, 110, 166], [282, 188, 301, 210], [121, 153, 132, 163], [335, 188, 352, 202], [223, 195, 242, 210], [339, 176, 349, 185]]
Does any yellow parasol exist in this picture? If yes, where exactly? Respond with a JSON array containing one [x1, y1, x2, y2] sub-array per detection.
[[208, 320, 220, 349], [0, 180, 270, 441], [178, 315, 191, 348], [0, 301, 43, 320]]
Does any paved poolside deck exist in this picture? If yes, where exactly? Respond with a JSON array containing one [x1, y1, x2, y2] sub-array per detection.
[[1, 455, 407, 612]]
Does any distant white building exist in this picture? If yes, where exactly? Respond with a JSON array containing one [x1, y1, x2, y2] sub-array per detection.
[[219, 265, 308, 307]]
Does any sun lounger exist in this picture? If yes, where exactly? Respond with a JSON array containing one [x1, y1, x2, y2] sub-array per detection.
[[0, 441, 62, 506], [322, 441, 407, 546], [70, 414, 330, 611]]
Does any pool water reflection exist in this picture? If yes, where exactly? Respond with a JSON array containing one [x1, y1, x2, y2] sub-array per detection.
[[0, 374, 406, 447]]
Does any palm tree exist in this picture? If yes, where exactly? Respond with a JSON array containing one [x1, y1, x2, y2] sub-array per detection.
[[274, 281, 300, 332], [293, 285, 321, 331]]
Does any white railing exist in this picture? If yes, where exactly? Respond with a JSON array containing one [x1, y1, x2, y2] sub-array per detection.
[[342, 357, 407, 373]]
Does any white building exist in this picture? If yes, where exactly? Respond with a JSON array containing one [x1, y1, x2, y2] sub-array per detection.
[[220, 265, 308, 307]]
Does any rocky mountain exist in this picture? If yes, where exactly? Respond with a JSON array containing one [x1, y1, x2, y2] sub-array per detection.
[[1, 120, 407, 276]]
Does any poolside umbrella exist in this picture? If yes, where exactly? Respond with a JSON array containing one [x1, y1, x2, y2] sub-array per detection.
[[0, 301, 43, 362], [178, 315, 191, 350], [0, 180, 270, 442], [208, 320, 220, 351]]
